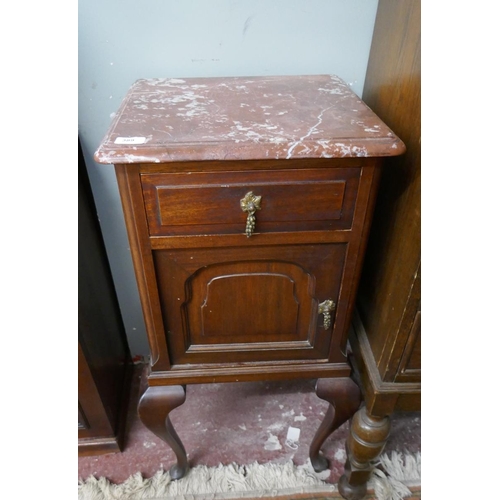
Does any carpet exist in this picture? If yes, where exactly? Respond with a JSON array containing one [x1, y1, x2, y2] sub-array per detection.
[[78, 451, 420, 500]]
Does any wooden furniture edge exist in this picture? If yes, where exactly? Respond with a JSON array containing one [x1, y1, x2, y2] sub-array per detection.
[[114, 164, 171, 370], [78, 436, 122, 457], [336, 162, 382, 353], [78, 360, 134, 456], [349, 308, 420, 416], [146, 361, 352, 385]]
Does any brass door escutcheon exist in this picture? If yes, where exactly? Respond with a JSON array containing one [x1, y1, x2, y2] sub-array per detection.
[[240, 191, 262, 237], [318, 299, 336, 329]]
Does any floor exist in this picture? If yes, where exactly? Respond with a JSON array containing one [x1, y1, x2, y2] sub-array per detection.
[[78, 364, 421, 487]]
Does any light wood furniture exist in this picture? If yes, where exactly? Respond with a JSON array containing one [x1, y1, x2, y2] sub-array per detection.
[[79, 140, 132, 456], [340, 2, 421, 498], [94, 75, 404, 496]]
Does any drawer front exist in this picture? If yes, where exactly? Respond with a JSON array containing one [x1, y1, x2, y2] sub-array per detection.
[[142, 168, 360, 237]]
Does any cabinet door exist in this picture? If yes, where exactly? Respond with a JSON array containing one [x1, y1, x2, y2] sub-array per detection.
[[153, 243, 347, 366]]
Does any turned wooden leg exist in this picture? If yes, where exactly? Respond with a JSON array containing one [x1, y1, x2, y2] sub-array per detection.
[[309, 377, 361, 473], [138, 385, 189, 479], [338, 405, 391, 500]]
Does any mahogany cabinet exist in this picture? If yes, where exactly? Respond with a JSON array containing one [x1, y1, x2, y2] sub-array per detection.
[[94, 75, 405, 497], [79, 140, 132, 456], [342, 1, 421, 495]]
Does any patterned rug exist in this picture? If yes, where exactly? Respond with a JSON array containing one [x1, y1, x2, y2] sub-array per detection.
[[79, 451, 420, 500]]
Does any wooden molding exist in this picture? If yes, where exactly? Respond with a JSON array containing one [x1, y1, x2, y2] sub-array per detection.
[[349, 308, 420, 416]]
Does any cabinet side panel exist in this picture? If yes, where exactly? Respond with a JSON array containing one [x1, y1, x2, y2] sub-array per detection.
[[78, 141, 131, 447], [114, 164, 171, 370], [357, 0, 421, 381], [78, 343, 113, 438]]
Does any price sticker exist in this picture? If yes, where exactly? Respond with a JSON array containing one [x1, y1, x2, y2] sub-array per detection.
[[114, 137, 147, 145]]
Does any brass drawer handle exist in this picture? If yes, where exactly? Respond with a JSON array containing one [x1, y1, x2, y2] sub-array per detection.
[[240, 191, 262, 237], [318, 299, 336, 329]]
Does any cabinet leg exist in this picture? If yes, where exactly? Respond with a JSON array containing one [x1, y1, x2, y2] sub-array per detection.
[[138, 385, 189, 480], [338, 406, 391, 500], [309, 377, 361, 473]]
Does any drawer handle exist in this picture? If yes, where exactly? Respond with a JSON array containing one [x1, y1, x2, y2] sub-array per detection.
[[240, 191, 262, 237], [318, 299, 336, 329]]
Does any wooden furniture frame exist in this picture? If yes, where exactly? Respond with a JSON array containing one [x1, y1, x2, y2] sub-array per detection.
[[79, 140, 132, 456], [95, 75, 404, 497], [339, 3, 421, 498]]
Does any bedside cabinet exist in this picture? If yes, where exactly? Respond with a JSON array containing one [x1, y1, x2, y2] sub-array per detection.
[[95, 75, 404, 498]]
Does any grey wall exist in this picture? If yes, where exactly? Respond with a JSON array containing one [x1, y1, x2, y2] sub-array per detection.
[[78, 0, 379, 356]]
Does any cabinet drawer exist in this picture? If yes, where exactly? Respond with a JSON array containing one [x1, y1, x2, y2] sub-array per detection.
[[141, 168, 360, 237]]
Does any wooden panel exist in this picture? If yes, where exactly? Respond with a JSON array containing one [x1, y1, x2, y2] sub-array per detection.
[[153, 243, 347, 366], [141, 167, 360, 236], [405, 316, 421, 371], [384, 262, 421, 381], [139, 157, 365, 174], [78, 139, 132, 455], [395, 310, 421, 382], [357, 0, 421, 383], [78, 403, 89, 430], [193, 264, 304, 344], [114, 164, 171, 370], [348, 309, 421, 418], [78, 342, 113, 438]]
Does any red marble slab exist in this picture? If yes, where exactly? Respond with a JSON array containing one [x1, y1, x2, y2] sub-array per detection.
[[94, 75, 405, 164]]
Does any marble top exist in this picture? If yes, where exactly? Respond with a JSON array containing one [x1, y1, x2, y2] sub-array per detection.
[[94, 75, 405, 164]]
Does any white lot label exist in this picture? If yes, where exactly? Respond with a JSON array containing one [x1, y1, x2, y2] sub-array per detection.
[[114, 137, 147, 145], [286, 426, 301, 442]]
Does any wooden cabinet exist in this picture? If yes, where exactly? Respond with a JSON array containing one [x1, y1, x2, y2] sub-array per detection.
[[79, 140, 132, 456], [341, 1, 421, 496], [354, 0, 421, 416], [94, 75, 404, 496]]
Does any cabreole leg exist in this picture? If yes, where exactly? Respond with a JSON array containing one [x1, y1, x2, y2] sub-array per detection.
[[338, 405, 391, 500], [138, 385, 189, 479], [309, 377, 361, 473]]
